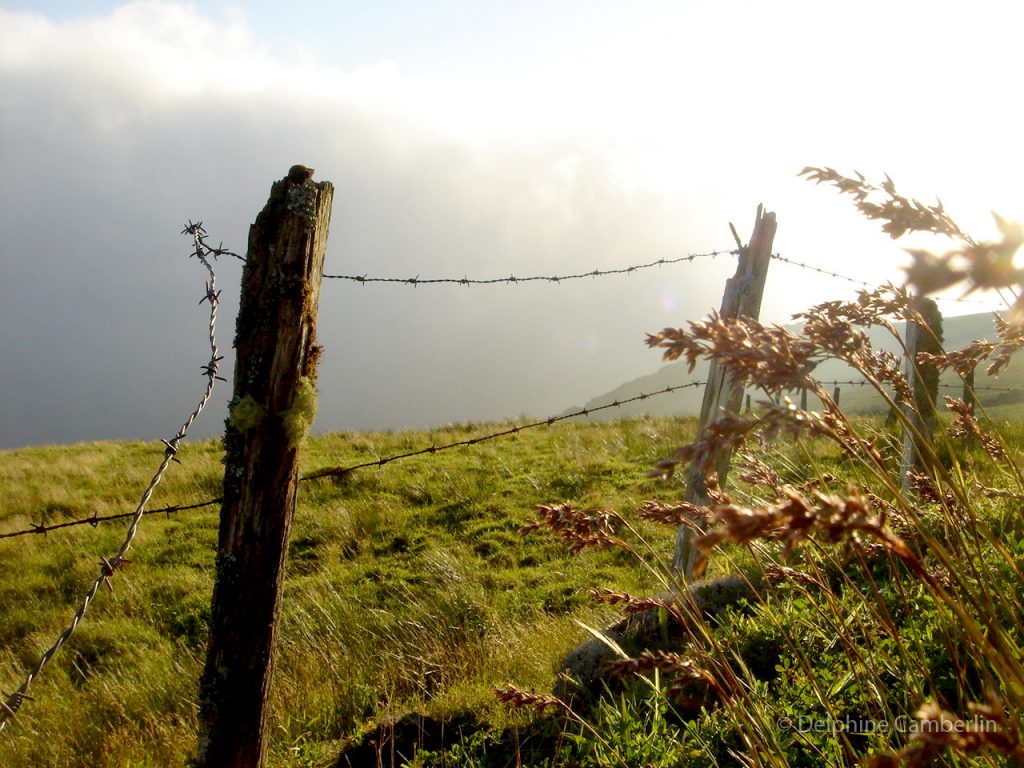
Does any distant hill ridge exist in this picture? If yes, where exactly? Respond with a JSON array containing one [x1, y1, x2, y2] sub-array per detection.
[[563, 312, 1023, 419]]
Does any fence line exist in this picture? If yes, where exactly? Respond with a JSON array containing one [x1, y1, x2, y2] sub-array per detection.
[[0, 223, 231, 733], [3, 263, 1021, 541], [323, 250, 736, 285], [0, 380, 709, 541]]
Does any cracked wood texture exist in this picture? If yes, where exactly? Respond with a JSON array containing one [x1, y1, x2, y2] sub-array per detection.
[[196, 166, 332, 768]]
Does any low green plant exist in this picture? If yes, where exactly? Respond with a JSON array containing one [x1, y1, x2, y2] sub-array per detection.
[[559, 687, 689, 768]]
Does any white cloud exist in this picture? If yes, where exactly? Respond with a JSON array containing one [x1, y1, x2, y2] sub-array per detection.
[[0, 2, 279, 94], [0, 2, 734, 448]]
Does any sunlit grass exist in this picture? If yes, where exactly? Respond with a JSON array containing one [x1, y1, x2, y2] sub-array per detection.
[[0, 418, 692, 767], [1, 403, 1022, 766]]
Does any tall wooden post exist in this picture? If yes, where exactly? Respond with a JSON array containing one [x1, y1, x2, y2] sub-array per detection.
[[673, 206, 776, 582], [196, 166, 333, 768]]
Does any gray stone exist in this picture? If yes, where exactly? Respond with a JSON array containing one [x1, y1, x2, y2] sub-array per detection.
[[554, 573, 761, 705]]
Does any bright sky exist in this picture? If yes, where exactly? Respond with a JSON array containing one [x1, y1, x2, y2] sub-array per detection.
[[1, 1, 1021, 447]]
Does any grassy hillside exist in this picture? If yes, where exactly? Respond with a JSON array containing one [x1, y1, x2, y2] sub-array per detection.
[[1, 412, 1022, 767]]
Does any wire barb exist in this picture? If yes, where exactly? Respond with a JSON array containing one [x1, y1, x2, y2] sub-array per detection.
[[0, 691, 32, 718]]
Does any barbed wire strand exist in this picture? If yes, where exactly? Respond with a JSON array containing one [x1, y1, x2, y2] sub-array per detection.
[[770, 253, 1002, 308], [196, 239, 997, 309], [768, 253, 875, 288], [301, 382, 707, 481], [0, 499, 224, 540], [4, 370, 1022, 540], [811, 379, 1021, 392], [0, 222, 229, 733], [0, 381, 706, 539], [322, 250, 736, 286], [938, 383, 1020, 392]]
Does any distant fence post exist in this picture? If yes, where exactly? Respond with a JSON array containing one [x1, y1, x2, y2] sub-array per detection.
[[196, 165, 333, 768], [900, 296, 942, 489], [674, 205, 777, 582], [964, 366, 977, 414]]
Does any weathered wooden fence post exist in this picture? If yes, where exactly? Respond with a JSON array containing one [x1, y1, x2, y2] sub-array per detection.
[[196, 165, 333, 768], [673, 205, 777, 582], [900, 296, 942, 489]]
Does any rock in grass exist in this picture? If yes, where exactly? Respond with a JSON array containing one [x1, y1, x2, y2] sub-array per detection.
[[554, 573, 760, 705]]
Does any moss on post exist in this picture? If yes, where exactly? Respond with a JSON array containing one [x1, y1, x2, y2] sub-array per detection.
[[282, 376, 318, 446], [227, 395, 266, 432]]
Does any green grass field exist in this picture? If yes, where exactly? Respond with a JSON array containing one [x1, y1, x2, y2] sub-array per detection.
[[1, 407, 1022, 767], [0, 418, 697, 766]]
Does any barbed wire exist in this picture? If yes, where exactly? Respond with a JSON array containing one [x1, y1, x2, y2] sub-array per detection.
[[322, 250, 736, 286], [0, 222, 228, 733], [801, 378, 1021, 392], [791, 378, 1022, 393], [5, 366, 1022, 541], [301, 381, 707, 480], [0, 498, 224, 540], [769, 253, 875, 288], [770, 253, 1002, 308], [2, 382, 704, 536], [939, 383, 1020, 392], [3, 238, 1020, 540]]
